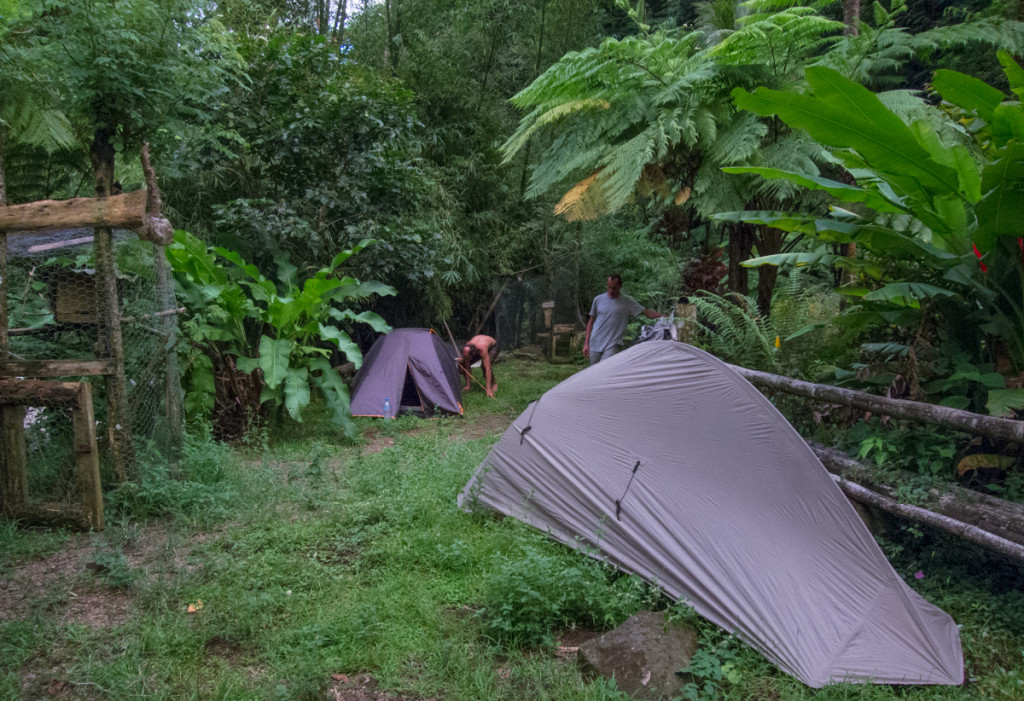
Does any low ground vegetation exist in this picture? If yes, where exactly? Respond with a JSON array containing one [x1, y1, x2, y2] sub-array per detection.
[[2, 358, 1023, 700]]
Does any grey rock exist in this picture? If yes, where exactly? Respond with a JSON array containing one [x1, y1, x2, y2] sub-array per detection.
[[578, 610, 698, 700]]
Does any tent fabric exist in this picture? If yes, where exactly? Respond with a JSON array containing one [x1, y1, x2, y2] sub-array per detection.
[[458, 341, 963, 687], [350, 328, 462, 418]]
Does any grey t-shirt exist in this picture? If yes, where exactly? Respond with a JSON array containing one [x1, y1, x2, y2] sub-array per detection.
[[588, 292, 644, 353]]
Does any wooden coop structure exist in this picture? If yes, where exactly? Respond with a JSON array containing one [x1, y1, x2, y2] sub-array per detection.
[[536, 300, 579, 363], [0, 146, 181, 530]]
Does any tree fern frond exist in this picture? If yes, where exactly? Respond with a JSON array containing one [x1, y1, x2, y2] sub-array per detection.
[[554, 170, 607, 221], [693, 290, 777, 369], [917, 19, 1024, 53]]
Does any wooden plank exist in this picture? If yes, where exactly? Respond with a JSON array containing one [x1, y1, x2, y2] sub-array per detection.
[[0, 190, 148, 233], [0, 379, 82, 407], [73, 382, 103, 530], [0, 359, 114, 378], [0, 406, 27, 515], [27, 235, 93, 254]]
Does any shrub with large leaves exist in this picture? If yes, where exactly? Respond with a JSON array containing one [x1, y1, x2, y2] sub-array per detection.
[[168, 232, 394, 436], [718, 55, 1024, 389]]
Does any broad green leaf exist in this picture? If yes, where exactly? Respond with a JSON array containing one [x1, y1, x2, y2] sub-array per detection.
[[276, 256, 299, 295], [329, 239, 374, 269], [939, 395, 971, 410], [997, 51, 1024, 101], [319, 324, 363, 367], [974, 146, 1024, 253], [310, 357, 355, 435], [783, 322, 827, 341], [327, 280, 398, 301], [328, 308, 392, 333], [931, 69, 1006, 121], [257, 336, 292, 389], [862, 282, 958, 308], [986, 388, 1024, 417], [283, 367, 310, 421], [235, 356, 258, 373], [734, 68, 963, 214], [742, 251, 837, 268], [714, 210, 861, 240], [906, 121, 982, 203], [990, 103, 1024, 148], [721, 167, 905, 212], [214, 246, 266, 283], [184, 353, 215, 419]]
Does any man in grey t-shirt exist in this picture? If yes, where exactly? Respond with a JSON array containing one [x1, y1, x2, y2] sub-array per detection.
[[584, 275, 666, 363]]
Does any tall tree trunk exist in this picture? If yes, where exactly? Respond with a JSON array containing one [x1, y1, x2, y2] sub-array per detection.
[[383, 0, 392, 71], [90, 126, 136, 481], [0, 126, 7, 206], [726, 222, 753, 295], [754, 226, 784, 317], [333, 0, 347, 43], [843, 0, 860, 35], [519, 0, 548, 199]]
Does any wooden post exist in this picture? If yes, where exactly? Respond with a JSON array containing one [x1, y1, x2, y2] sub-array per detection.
[[73, 382, 103, 530], [0, 167, 10, 511], [94, 224, 135, 481], [91, 128, 136, 482], [0, 406, 26, 515]]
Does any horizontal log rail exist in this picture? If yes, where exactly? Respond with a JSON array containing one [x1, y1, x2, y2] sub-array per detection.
[[729, 364, 1024, 443], [0, 359, 114, 378], [0, 191, 148, 233]]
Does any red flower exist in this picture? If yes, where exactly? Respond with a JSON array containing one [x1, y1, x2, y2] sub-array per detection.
[[973, 243, 988, 273]]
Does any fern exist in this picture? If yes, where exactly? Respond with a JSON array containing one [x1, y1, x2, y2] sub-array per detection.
[[692, 290, 777, 370], [503, 7, 845, 224]]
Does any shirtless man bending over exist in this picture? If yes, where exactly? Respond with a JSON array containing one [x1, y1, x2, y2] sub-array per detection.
[[459, 335, 499, 398]]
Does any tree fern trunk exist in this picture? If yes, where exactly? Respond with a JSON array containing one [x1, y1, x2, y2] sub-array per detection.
[[843, 0, 860, 36], [755, 225, 784, 316], [727, 222, 752, 295]]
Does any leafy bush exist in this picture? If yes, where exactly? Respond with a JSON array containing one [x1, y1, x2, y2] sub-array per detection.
[[840, 419, 963, 479], [106, 429, 240, 522], [478, 546, 661, 647], [168, 231, 394, 436]]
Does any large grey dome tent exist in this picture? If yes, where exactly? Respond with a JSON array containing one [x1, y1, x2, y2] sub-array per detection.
[[459, 341, 963, 687], [350, 328, 462, 418]]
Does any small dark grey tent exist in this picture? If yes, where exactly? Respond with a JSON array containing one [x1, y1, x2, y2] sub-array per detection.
[[459, 341, 963, 687], [350, 328, 463, 418]]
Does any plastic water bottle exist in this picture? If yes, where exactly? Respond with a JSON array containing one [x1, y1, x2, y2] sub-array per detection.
[[383, 397, 391, 417]]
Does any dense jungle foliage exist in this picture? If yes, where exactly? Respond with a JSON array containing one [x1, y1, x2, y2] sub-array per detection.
[[4, 0, 1024, 695]]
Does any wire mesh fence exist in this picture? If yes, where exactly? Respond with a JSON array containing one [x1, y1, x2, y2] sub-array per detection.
[[3, 228, 183, 518]]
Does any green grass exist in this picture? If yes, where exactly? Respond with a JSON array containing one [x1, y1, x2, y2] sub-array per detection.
[[1, 357, 1023, 700]]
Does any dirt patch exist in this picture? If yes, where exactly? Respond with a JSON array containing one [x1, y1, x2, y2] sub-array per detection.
[[325, 673, 438, 701], [450, 413, 511, 442], [360, 411, 511, 454], [553, 626, 603, 665], [0, 523, 198, 626]]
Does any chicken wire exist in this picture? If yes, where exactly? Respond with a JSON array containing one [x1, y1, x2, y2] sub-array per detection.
[[493, 258, 584, 353], [3, 229, 183, 512]]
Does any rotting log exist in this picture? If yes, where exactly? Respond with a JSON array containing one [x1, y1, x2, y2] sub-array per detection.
[[811, 442, 1024, 549], [730, 364, 1024, 443], [0, 190, 148, 233], [831, 474, 1024, 563]]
